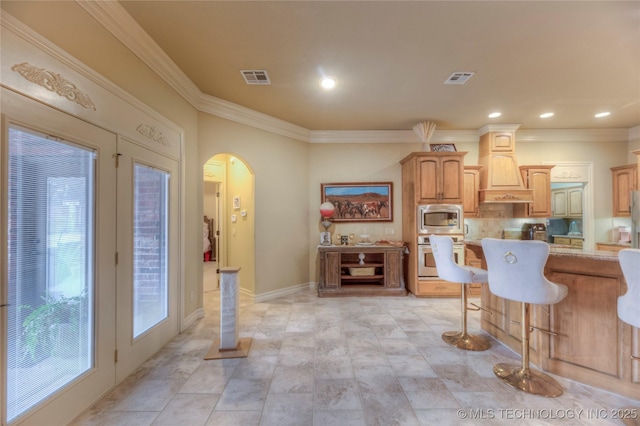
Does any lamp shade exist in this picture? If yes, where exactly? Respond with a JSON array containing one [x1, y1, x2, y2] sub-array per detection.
[[320, 202, 335, 218]]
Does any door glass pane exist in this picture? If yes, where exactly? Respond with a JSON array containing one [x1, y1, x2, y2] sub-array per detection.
[[133, 164, 169, 338], [6, 125, 94, 423]]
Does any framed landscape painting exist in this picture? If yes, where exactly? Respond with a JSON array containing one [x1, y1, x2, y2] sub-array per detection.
[[320, 182, 392, 222]]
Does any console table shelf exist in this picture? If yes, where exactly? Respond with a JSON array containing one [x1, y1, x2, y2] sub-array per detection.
[[317, 245, 407, 297]]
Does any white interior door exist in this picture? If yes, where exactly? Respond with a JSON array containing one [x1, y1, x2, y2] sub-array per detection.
[[115, 138, 179, 382], [1, 88, 117, 425]]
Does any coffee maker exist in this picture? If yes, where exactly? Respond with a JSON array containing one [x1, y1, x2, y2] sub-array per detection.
[[527, 223, 547, 241]]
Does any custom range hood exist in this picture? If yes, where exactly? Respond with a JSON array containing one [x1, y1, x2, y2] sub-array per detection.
[[477, 124, 534, 203]]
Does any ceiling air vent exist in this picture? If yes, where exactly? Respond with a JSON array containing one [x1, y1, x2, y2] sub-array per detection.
[[444, 72, 475, 85], [240, 70, 271, 85]]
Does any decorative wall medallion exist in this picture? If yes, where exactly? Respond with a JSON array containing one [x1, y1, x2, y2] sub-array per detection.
[[136, 124, 169, 147], [11, 62, 96, 110]]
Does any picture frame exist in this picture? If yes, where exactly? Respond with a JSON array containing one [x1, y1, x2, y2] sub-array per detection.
[[429, 143, 457, 152], [320, 182, 392, 222], [233, 195, 241, 209]]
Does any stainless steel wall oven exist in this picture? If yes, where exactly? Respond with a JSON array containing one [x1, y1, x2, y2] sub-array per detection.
[[417, 234, 465, 278]]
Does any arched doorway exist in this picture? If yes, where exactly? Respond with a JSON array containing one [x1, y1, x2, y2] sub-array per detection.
[[203, 154, 256, 296]]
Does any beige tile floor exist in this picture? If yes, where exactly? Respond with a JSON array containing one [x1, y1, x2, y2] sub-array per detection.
[[72, 286, 640, 426]]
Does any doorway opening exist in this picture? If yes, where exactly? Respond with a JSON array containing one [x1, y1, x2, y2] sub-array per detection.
[[203, 154, 255, 297], [544, 162, 593, 249]]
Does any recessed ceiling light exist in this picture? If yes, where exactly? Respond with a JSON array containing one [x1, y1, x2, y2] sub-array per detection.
[[540, 112, 554, 118], [595, 111, 611, 118], [488, 112, 501, 118], [320, 77, 337, 90]]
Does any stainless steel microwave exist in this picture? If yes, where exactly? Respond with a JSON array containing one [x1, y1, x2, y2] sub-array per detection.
[[417, 204, 464, 235]]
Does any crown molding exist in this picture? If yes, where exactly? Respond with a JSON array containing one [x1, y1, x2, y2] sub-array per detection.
[[515, 128, 629, 143], [478, 123, 522, 134], [199, 93, 311, 142], [76, 0, 201, 107], [308, 129, 481, 144], [78, 0, 313, 142], [1, 12, 184, 140]]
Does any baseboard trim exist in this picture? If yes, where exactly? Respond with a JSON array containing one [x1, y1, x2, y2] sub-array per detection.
[[253, 282, 314, 303], [181, 307, 205, 332]]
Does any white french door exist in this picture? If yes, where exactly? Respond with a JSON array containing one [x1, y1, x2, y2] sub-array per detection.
[[1, 89, 117, 425], [1, 89, 180, 424], [115, 139, 179, 382]]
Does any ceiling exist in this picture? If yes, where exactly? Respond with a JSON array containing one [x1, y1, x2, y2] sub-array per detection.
[[117, 1, 639, 132], [6, 1, 638, 134]]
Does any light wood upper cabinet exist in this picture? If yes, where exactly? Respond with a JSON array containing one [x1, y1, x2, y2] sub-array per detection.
[[514, 165, 554, 217], [611, 164, 637, 217], [551, 189, 568, 217], [463, 166, 482, 217], [567, 187, 583, 217], [401, 151, 466, 204], [551, 186, 582, 218]]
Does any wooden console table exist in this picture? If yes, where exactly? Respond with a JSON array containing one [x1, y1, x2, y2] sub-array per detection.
[[317, 245, 407, 297]]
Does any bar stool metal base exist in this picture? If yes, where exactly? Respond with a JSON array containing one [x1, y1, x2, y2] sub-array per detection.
[[442, 331, 491, 351], [442, 283, 491, 351], [493, 363, 563, 397]]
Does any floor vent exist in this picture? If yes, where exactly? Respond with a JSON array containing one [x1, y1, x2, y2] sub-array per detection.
[[240, 70, 271, 85], [444, 72, 475, 85]]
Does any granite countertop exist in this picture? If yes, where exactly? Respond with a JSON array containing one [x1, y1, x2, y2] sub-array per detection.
[[464, 239, 619, 261], [596, 241, 632, 247]]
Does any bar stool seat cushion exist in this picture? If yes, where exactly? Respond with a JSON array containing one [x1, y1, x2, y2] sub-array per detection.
[[618, 249, 640, 328], [481, 238, 568, 305]]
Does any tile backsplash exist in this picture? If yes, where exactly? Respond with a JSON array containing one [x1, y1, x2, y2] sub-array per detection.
[[465, 218, 540, 240], [464, 204, 542, 240]]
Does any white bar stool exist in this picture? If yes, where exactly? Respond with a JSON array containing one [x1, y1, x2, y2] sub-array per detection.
[[429, 235, 491, 351], [481, 238, 568, 397], [617, 248, 640, 426], [618, 249, 640, 331]]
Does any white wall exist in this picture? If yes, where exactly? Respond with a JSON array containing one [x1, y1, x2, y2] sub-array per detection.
[[198, 113, 311, 296]]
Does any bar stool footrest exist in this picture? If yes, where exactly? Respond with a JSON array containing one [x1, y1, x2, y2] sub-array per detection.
[[493, 363, 563, 397], [442, 331, 491, 351]]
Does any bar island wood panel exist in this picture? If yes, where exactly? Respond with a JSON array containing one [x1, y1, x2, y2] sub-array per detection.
[[466, 243, 639, 399]]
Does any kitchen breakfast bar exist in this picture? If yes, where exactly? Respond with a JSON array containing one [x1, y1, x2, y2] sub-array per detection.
[[465, 241, 640, 399]]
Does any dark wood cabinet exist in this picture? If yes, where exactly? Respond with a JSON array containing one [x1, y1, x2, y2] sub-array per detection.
[[317, 245, 407, 297]]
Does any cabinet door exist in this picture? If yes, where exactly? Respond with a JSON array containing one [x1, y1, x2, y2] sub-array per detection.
[[612, 166, 637, 217], [385, 251, 402, 288], [528, 169, 552, 217], [551, 189, 568, 217], [567, 187, 583, 217], [323, 251, 341, 289], [463, 167, 481, 217], [440, 156, 464, 203], [554, 236, 571, 245], [418, 157, 439, 201]]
